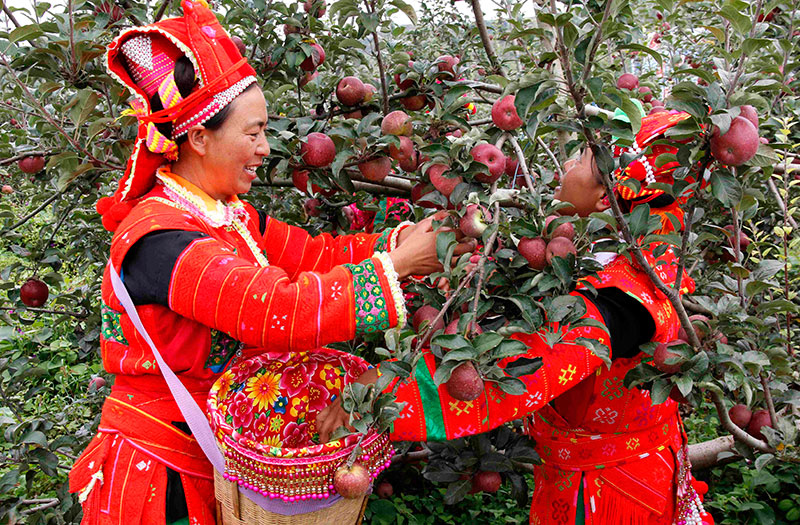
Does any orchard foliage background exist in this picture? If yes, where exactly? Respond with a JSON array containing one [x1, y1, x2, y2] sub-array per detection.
[[0, 0, 799, 523]]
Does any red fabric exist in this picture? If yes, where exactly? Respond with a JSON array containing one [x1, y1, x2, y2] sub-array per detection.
[[101, 0, 258, 231], [387, 245, 698, 524], [69, 393, 215, 525]]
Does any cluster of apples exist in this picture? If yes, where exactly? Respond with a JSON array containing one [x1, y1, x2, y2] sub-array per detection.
[[728, 404, 773, 442], [393, 54, 461, 111], [616, 74, 667, 115], [335, 76, 377, 115], [710, 105, 761, 166], [517, 216, 577, 271]]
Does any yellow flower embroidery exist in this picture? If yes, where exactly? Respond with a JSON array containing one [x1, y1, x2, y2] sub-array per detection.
[[246, 372, 282, 412]]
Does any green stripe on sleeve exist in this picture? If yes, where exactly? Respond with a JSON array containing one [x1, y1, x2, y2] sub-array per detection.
[[416, 355, 447, 441]]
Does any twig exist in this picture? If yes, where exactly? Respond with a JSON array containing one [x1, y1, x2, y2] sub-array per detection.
[[760, 373, 779, 431], [20, 499, 59, 515], [0, 151, 48, 167], [414, 265, 480, 353], [766, 177, 797, 229], [365, 0, 389, 115], [508, 135, 536, 194], [724, 0, 763, 104], [0, 55, 123, 171], [730, 204, 746, 308], [117, 0, 144, 26], [682, 297, 712, 316], [154, 0, 171, 21], [536, 137, 563, 180], [578, 0, 614, 86], [673, 199, 698, 294], [0, 190, 64, 234], [0, 306, 89, 318], [469, 0, 503, 75], [1, 3, 21, 28]]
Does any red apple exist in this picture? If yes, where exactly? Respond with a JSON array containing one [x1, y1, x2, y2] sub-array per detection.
[[412, 305, 445, 344], [678, 314, 710, 342], [358, 156, 391, 182], [616, 73, 639, 90], [20, 278, 49, 307], [231, 36, 247, 56], [300, 132, 336, 167], [519, 237, 547, 270], [729, 404, 752, 429], [18, 155, 45, 174], [1, 185, 13, 194], [303, 0, 326, 17], [638, 86, 653, 103], [649, 106, 668, 115], [459, 203, 490, 238], [491, 95, 523, 131], [283, 24, 301, 35], [738, 105, 759, 129], [446, 362, 484, 401], [544, 215, 575, 241], [304, 197, 321, 217], [362, 83, 377, 103], [746, 409, 772, 441], [333, 463, 370, 499], [669, 385, 688, 404], [504, 156, 519, 177], [388, 136, 414, 163], [427, 164, 462, 198], [336, 76, 366, 107], [471, 471, 502, 493], [435, 55, 459, 75], [400, 94, 427, 111], [444, 317, 483, 336], [545, 237, 577, 263], [652, 341, 683, 374], [88, 376, 107, 391], [95, 1, 125, 22], [300, 42, 325, 72], [710, 116, 759, 166], [380, 110, 412, 136], [375, 481, 393, 499], [470, 143, 506, 183], [299, 70, 318, 87]]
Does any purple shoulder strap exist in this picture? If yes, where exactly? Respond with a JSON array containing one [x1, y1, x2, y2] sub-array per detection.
[[107, 261, 339, 515]]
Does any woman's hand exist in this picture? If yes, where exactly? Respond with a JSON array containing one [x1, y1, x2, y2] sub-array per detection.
[[390, 212, 476, 279], [317, 368, 379, 443]]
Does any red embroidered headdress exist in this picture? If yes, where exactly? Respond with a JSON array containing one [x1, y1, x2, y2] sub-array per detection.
[[97, 0, 257, 231], [610, 110, 695, 233], [611, 110, 692, 203]]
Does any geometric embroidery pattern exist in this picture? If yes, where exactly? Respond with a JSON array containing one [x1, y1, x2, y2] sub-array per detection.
[[344, 259, 390, 334]]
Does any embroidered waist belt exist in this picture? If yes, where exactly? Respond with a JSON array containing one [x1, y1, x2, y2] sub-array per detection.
[[527, 411, 682, 472]]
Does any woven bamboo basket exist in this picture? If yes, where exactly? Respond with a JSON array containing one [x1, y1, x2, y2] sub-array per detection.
[[208, 349, 393, 525]]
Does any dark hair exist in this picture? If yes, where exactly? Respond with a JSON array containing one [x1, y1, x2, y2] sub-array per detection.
[[151, 56, 257, 145]]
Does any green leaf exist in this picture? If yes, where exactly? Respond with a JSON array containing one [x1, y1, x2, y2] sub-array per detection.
[[389, 0, 417, 24], [443, 85, 472, 111], [618, 44, 662, 68], [748, 143, 779, 167], [472, 333, 504, 354], [503, 356, 543, 378], [718, 4, 751, 35], [492, 339, 528, 360], [9, 24, 43, 43], [709, 171, 742, 207], [443, 479, 471, 504], [435, 230, 456, 268], [496, 376, 527, 395], [628, 204, 651, 237], [431, 334, 471, 350]]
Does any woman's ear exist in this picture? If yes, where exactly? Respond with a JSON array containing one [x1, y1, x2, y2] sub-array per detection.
[[184, 126, 209, 156]]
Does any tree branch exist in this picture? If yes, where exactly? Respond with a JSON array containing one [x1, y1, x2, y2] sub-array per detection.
[[707, 384, 774, 453], [508, 135, 536, 194], [154, 0, 171, 21], [469, 0, 503, 75]]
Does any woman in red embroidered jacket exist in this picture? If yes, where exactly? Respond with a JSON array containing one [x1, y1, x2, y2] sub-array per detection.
[[319, 112, 715, 525], [68, 3, 473, 524]]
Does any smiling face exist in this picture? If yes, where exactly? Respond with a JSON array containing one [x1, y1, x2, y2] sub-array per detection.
[[554, 147, 610, 217], [178, 87, 270, 201]]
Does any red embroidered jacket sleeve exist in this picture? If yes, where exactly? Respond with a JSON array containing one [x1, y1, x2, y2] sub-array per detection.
[[164, 232, 405, 351], [384, 293, 610, 442], [260, 214, 400, 279]]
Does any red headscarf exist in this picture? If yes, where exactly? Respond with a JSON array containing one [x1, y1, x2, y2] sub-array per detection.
[[97, 0, 257, 231]]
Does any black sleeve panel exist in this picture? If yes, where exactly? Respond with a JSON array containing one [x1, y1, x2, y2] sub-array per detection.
[[579, 287, 656, 360], [257, 209, 267, 235], [121, 230, 208, 306]]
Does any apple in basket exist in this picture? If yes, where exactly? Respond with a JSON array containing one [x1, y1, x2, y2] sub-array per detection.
[[333, 462, 371, 499]]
